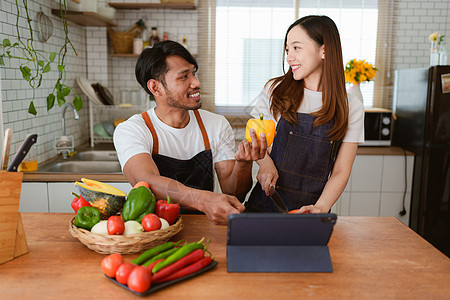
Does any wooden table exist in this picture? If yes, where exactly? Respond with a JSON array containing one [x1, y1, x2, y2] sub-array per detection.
[[1, 214, 449, 299]]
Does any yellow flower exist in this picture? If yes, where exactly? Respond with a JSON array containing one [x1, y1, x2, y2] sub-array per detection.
[[344, 59, 377, 84], [429, 32, 439, 42]]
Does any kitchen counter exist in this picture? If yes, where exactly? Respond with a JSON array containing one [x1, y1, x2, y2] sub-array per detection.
[[1, 213, 448, 299], [22, 146, 412, 182]]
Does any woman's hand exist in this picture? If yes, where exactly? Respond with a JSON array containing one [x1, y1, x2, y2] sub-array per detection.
[[296, 205, 322, 214], [256, 156, 278, 195]]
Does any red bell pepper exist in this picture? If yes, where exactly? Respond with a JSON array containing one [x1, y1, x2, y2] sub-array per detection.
[[155, 196, 180, 225], [71, 192, 91, 213]]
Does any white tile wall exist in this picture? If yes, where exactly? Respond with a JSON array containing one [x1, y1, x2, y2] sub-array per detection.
[[1, 0, 89, 164]]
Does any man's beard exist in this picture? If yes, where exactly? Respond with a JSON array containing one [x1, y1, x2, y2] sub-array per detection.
[[166, 90, 202, 111]]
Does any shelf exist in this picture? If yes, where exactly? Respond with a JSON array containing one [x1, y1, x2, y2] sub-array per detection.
[[107, 2, 196, 10], [109, 53, 139, 58], [51, 9, 117, 27]]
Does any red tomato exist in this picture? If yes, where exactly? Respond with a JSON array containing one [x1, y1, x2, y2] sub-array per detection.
[[133, 181, 150, 189], [101, 253, 124, 278], [107, 215, 125, 235], [127, 266, 151, 293], [141, 213, 162, 232], [115, 262, 136, 285]]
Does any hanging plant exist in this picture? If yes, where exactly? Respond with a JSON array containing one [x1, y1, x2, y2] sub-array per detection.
[[0, 0, 82, 115]]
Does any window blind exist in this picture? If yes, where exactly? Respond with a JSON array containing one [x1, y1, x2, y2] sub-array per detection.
[[197, 0, 396, 117]]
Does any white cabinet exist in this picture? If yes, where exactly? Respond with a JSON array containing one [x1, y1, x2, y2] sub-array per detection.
[[20, 183, 49, 213], [333, 154, 414, 225], [20, 181, 133, 213]]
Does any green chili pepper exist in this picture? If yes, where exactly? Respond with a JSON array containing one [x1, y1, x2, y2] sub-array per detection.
[[142, 247, 179, 267], [152, 237, 205, 274], [131, 242, 175, 265], [73, 206, 100, 231]]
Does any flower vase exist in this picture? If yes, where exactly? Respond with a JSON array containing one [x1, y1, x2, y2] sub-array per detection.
[[349, 83, 363, 103], [430, 41, 440, 66]]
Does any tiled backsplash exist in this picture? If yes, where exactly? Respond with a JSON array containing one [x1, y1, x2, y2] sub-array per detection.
[[1, 0, 449, 166]]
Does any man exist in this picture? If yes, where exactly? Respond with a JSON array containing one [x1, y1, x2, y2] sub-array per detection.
[[113, 40, 266, 225]]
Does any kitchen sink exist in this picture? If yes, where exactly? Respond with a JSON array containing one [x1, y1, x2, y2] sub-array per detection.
[[38, 161, 122, 173], [71, 150, 118, 161], [37, 148, 122, 173]]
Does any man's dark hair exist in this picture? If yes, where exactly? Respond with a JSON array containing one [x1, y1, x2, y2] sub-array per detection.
[[135, 40, 198, 95]]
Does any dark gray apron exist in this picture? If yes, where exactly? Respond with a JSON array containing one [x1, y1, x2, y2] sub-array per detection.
[[246, 113, 341, 212], [141, 110, 214, 213]]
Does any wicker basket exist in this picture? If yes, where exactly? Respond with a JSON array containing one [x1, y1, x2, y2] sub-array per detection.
[[107, 26, 141, 54], [69, 216, 183, 254]]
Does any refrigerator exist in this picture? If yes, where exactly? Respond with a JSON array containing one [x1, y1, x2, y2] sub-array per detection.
[[392, 66, 450, 257]]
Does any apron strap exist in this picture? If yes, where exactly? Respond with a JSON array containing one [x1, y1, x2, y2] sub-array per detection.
[[141, 112, 159, 155], [193, 110, 211, 151], [141, 110, 211, 154]]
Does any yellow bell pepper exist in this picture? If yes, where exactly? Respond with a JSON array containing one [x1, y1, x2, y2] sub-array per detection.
[[246, 113, 275, 147]]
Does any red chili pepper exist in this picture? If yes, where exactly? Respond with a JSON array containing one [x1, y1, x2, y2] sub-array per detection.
[[152, 249, 204, 283], [155, 196, 180, 225], [153, 256, 212, 284], [146, 259, 164, 273], [71, 192, 91, 213]]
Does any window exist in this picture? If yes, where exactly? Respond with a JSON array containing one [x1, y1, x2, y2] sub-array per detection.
[[199, 0, 394, 116]]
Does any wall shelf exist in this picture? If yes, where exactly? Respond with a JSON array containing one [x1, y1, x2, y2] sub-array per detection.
[[109, 53, 139, 58], [107, 2, 196, 10], [51, 10, 117, 27]]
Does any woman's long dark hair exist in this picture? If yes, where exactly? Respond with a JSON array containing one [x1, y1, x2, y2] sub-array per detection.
[[269, 15, 348, 141]]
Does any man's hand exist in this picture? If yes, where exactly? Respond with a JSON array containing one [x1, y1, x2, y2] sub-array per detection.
[[234, 129, 267, 162], [199, 192, 245, 225]]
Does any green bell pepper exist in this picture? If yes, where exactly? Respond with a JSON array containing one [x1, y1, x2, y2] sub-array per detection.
[[122, 186, 156, 223], [73, 206, 100, 230]]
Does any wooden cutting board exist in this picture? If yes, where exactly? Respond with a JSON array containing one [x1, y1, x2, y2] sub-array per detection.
[[0, 171, 28, 264]]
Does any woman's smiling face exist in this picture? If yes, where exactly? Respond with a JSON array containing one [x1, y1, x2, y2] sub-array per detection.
[[285, 25, 324, 91]]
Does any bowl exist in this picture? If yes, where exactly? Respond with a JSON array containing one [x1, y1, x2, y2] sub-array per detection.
[[94, 123, 112, 138], [98, 7, 116, 19], [103, 121, 115, 136]]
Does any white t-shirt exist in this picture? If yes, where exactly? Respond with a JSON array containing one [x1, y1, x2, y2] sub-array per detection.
[[113, 108, 236, 170], [251, 84, 365, 143]]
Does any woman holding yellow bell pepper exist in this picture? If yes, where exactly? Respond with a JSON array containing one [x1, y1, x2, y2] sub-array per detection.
[[245, 15, 364, 214]]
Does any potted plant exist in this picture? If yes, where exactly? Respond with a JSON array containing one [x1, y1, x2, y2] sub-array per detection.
[[0, 0, 82, 115]]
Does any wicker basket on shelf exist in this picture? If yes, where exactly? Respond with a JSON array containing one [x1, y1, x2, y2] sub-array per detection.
[[69, 216, 183, 254], [107, 25, 141, 54]]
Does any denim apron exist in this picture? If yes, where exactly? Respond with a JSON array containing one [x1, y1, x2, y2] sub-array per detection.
[[141, 110, 214, 213], [245, 113, 341, 212]]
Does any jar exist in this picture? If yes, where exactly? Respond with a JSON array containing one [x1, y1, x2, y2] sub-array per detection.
[[133, 38, 143, 55]]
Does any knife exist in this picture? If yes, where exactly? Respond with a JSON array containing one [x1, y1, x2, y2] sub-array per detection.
[[269, 186, 289, 214], [1, 128, 13, 170], [7, 134, 38, 172]]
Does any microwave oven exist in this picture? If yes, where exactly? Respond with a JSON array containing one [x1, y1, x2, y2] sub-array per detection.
[[362, 108, 393, 146]]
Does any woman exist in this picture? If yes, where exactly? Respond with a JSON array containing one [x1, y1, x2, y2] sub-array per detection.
[[245, 15, 364, 213]]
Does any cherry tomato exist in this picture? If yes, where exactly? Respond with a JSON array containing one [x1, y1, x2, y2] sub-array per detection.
[[127, 266, 151, 293], [141, 213, 162, 232], [133, 181, 150, 189], [107, 215, 125, 235], [101, 253, 124, 278], [115, 262, 136, 285]]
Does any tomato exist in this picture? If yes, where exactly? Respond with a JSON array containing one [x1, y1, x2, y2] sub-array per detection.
[[107, 215, 125, 235], [133, 181, 150, 189], [141, 213, 162, 232], [115, 262, 136, 285], [127, 266, 151, 293], [101, 253, 124, 278]]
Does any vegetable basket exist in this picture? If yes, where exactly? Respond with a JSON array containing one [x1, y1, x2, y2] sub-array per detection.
[[69, 216, 183, 254]]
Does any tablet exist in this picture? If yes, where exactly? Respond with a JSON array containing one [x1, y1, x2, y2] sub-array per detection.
[[227, 213, 337, 272]]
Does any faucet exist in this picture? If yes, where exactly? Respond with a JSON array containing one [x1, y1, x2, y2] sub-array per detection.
[[61, 102, 80, 136], [57, 103, 79, 159]]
